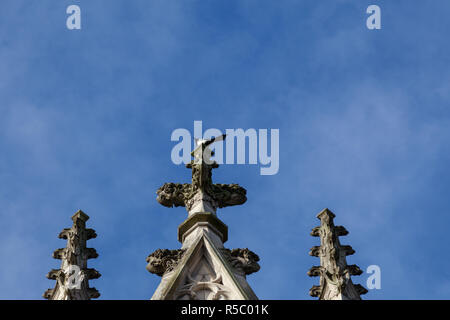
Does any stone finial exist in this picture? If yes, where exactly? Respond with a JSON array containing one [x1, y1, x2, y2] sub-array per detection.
[[156, 134, 247, 216], [44, 210, 101, 300], [308, 208, 368, 300]]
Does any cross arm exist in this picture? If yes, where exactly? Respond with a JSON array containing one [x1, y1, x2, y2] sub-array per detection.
[[156, 183, 193, 208], [210, 183, 247, 208]]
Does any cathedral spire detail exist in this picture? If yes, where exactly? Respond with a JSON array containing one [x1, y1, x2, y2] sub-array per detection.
[[149, 135, 259, 300], [308, 208, 368, 300], [44, 210, 101, 300], [156, 134, 247, 216]]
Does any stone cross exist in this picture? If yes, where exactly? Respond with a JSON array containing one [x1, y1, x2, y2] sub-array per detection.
[[156, 134, 247, 216]]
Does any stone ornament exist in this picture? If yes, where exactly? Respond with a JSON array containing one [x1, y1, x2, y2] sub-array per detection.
[[176, 274, 231, 300], [156, 135, 247, 215], [220, 248, 261, 276], [308, 208, 368, 300], [146, 249, 186, 276], [149, 137, 259, 300], [44, 210, 100, 300]]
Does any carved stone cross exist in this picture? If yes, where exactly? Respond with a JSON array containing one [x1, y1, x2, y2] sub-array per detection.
[[156, 134, 247, 216]]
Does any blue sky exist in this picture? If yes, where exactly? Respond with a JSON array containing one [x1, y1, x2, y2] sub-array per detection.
[[1, 0, 449, 299]]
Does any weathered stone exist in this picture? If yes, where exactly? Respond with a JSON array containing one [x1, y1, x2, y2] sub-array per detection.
[[220, 248, 260, 276], [44, 210, 101, 300], [308, 208, 367, 300], [150, 135, 259, 300], [156, 135, 246, 216], [151, 234, 259, 300]]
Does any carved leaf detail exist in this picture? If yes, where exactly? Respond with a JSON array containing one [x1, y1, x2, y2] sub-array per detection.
[[220, 248, 260, 275], [146, 249, 186, 276], [309, 285, 322, 297], [45, 210, 100, 300], [309, 209, 366, 300], [307, 266, 324, 277], [310, 226, 321, 237], [309, 246, 322, 257]]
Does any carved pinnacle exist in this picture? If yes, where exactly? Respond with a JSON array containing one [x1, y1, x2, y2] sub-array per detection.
[[44, 210, 101, 300], [308, 208, 367, 300]]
